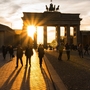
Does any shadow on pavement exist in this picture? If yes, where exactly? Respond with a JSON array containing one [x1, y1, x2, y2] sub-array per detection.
[[45, 51, 90, 90], [0, 67, 22, 90], [41, 68, 55, 90], [20, 66, 31, 90]]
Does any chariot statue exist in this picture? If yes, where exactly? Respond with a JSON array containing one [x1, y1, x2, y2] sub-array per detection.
[[45, 0, 59, 12]]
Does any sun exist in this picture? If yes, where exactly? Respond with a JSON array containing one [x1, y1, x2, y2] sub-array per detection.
[[27, 25, 36, 39]]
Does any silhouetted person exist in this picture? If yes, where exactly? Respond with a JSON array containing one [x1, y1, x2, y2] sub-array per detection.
[[8, 45, 14, 59], [2, 45, 7, 60], [38, 44, 44, 68], [15, 44, 23, 68], [84, 44, 89, 55], [25, 44, 33, 67], [78, 44, 83, 58], [58, 42, 64, 61], [65, 43, 70, 60]]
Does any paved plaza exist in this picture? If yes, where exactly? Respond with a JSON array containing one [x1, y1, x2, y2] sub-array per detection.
[[45, 50, 90, 90], [0, 50, 54, 90], [0, 49, 67, 90], [0, 49, 90, 90]]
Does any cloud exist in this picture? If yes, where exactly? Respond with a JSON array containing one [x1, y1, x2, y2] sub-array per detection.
[[0, 1, 21, 15], [0, 16, 8, 23], [0, 0, 11, 4], [0, 0, 90, 30]]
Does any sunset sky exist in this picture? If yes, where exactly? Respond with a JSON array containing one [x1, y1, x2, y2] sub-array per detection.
[[0, 0, 90, 31]]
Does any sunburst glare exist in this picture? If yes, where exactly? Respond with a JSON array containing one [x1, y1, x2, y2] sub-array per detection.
[[27, 25, 36, 39]]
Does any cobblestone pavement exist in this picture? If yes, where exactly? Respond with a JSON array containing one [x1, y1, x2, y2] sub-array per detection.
[[0, 50, 54, 90], [45, 50, 90, 90]]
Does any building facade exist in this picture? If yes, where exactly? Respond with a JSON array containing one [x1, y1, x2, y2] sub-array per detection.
[[81, 31, 90, 46], [0, 24, 22, 50], [21, 2, 82, 48]]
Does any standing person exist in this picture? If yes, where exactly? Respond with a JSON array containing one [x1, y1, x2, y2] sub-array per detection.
[[58, 42, 64, 61], [8, 45, 14, 60], [2, 45, 7, 60], [84, 44, 89, 55], [78, 43, 83, 58], [65, 43, 70, 60], [38, 44, 44, 68], [15, 44, 23, 68], [25, 44, 33, 67]]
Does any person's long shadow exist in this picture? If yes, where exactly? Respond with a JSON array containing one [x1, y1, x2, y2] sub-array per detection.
[[41, 68, 56, 90], [20, 66, 31, 90], [0, 67, 22, 90]]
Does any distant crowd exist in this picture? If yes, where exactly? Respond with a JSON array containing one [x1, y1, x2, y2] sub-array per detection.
[[57, 43, 90, 61]]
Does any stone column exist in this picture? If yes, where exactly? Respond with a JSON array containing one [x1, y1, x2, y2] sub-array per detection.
[[56, 25, 60, 45], [21, 27, 28, 48], [43, 25, 47, 49], [76, 25, 81, 44], [67, 25, 70, 44], [34, 29, 37, 49]]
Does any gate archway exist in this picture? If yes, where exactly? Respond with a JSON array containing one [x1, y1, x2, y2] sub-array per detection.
[[21, 2, 82, 48]]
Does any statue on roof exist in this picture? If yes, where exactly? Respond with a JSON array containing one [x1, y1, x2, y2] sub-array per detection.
[[46, 5, 49, 11], [49, 3, 55, 11], [45, 0, 59, 12], [56, 5, 59, 11]]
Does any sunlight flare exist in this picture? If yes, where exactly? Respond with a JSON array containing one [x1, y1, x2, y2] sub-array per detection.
[[27, 25, 36, 39]]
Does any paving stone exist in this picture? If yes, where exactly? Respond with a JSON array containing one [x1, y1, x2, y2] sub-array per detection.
[[0, 50, 55, 90]]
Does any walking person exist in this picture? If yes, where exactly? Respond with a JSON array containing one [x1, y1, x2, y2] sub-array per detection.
[[58, 42, 64, 61], [15, 44, 23, 68], [2, 45, 7, 60], [65, 43, 70, 60], [78, 43, 83, 58], [25, 44, 33, 67], [38, 44, 44, 68], [8, 45, 14, 60], [84, 44, 89, 55]]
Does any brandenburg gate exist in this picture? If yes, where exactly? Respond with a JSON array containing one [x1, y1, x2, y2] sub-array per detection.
[[21, 2, 82, 48]]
